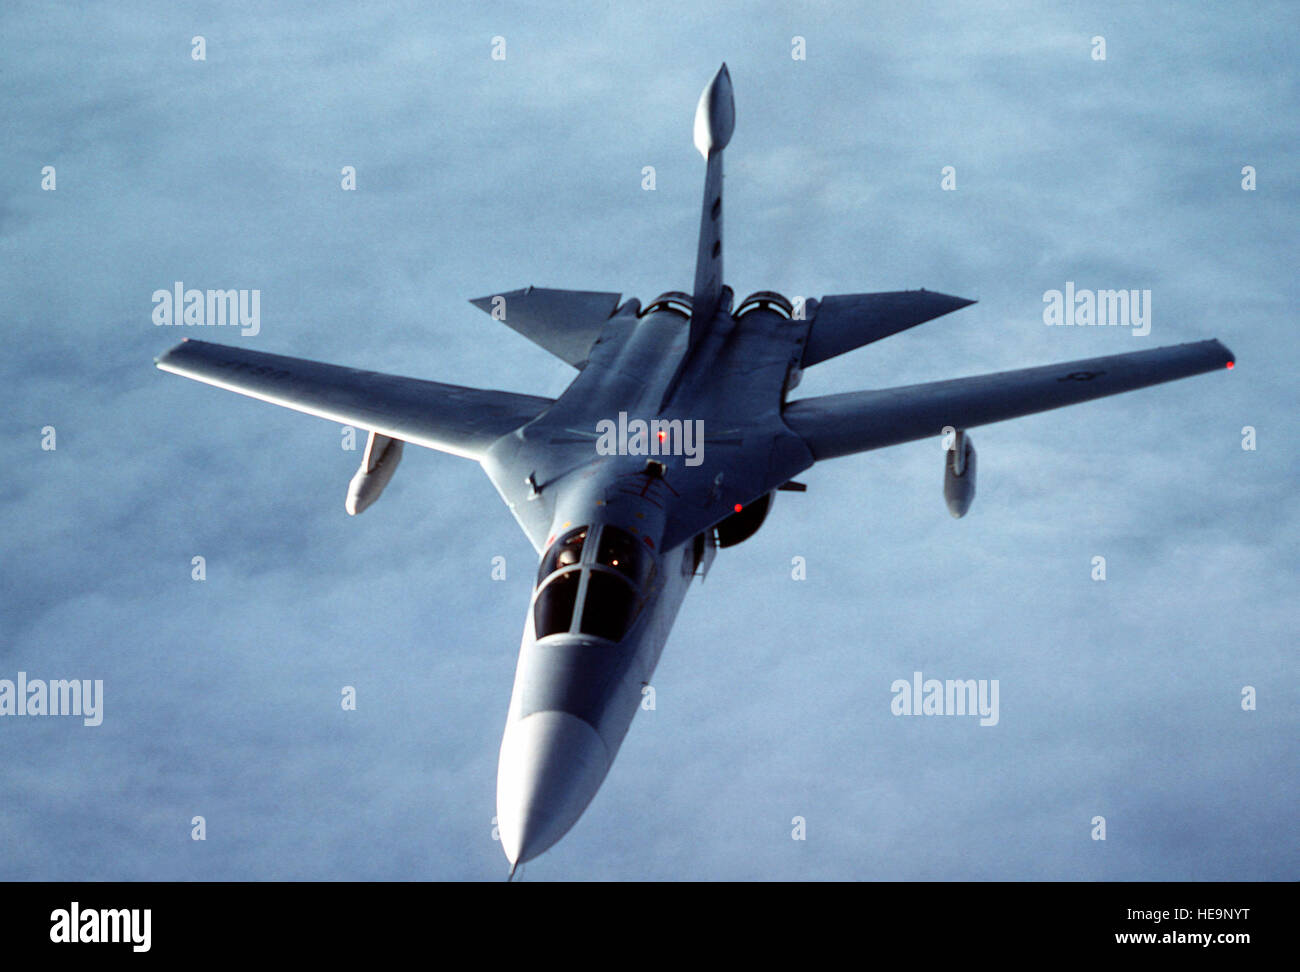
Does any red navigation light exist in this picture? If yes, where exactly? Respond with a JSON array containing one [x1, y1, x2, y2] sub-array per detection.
[[1226, 361, 1234, 369], [733, 503, 743, 513]]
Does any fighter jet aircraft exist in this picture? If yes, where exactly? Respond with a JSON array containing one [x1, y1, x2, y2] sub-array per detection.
[[155, 64, 1234, 875]]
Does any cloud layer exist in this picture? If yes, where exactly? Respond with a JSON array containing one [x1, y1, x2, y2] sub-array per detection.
[[1, 0, 1295, 880]]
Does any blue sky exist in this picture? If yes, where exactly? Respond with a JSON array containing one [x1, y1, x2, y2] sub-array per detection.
[[1, 0, 1295, 880]]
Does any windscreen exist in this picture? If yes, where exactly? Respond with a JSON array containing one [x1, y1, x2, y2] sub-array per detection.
[[579, 570, 638, 641], [533, 570, 580, 638], [537, 526, 588, 586], [595, 526, 651, 587]]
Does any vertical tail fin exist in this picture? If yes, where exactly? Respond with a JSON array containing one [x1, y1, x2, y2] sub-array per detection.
[[689, 63, 734, 346], [658, 64, 736, 412]]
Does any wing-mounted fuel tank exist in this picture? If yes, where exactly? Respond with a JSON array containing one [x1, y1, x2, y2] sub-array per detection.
[[943, 429, 976, 518], [346, 431, 404, 515]]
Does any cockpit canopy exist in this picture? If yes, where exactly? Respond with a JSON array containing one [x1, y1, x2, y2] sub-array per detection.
[[595, 524, 653, 587], [538, 525, 587, 578], [533, 524, 655, 642]]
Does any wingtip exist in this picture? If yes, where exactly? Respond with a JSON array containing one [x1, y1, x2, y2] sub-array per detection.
[[1214, 338, 1236, 369], [154, 340, 187, 368]]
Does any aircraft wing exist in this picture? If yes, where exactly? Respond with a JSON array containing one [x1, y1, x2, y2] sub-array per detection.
[[469, 287, 623, 368], [155, 339, 555, 461], [783, 339, 1234, 460]]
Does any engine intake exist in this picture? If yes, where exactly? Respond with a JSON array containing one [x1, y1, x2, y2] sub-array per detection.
[[715, 492, 773, 547]]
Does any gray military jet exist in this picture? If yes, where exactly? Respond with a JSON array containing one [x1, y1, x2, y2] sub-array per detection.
[[156, 64, 1234, 875]]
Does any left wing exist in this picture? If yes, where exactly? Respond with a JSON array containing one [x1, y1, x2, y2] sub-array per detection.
[[155, 339, 554, 460], [783, 339, 1234, 460]]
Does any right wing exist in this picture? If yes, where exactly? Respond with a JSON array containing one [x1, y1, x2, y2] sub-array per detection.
[[155, 339, 554, 461], [783, 339, 1234, 460]]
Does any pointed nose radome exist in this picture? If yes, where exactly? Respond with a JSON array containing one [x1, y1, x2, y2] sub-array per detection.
[[497, 711, 611, 866]]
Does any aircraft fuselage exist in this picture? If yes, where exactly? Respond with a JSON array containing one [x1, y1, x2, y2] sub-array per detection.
[[488, 302, 776, 865]]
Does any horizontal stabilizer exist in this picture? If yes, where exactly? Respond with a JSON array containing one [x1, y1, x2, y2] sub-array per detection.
[[784, 338, 1234, 460], [801, 290, 976, 367], [155, 339, 554, 461], [469, 287, 622, 368]]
